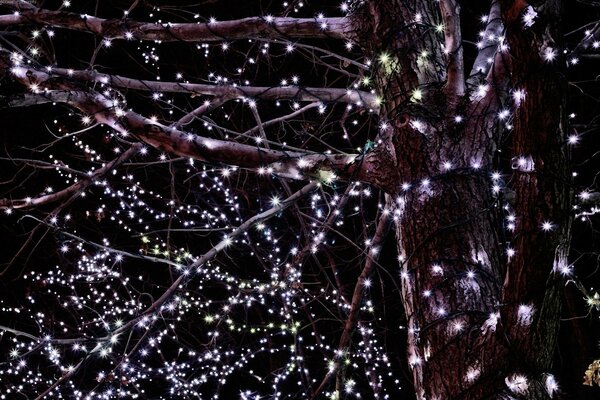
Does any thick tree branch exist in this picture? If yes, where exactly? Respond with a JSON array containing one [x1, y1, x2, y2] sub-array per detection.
[[498, 0, 572, 379], [439, 0, 465, 97], [469, 0, 503, 81], [0, 1, 349, 42], [0, 91, 74, 107], [6, 64, 373, 186], [45, 67, 380, 110]]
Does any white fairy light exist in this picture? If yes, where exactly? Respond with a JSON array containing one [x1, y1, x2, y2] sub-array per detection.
[[465, 366, 480, 383], [506, 374, 529, 395], [522, 6, 538, 27], [482, 312, 499, 333], [543, 47, 556, 62], [541, 221, 554, 232], [512, 89, 526, 106], [517, 304, 534, 326], [567, 135, 580, 145], [545, 374, 558, 396]]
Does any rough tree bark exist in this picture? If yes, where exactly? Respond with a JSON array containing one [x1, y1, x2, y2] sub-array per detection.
[[347, 0, 571, 399]]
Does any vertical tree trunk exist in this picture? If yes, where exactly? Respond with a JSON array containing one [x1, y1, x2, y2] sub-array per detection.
[[352, 1, 571, 398], [498, 0, 571, 395]]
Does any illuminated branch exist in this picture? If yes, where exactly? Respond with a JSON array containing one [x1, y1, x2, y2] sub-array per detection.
[[439, 0, 465, 97], [0, 144, 142, 210], [248, 102, 311, 238], [45, 67, 380, 110], [260, 38, 368, 70], [469, 0, 503, 80], [111, 181, 319, 336], [570, 22, 600, 57], [0, 323, 90, 400], [172, 98, 229, 128], [337, 212, 389, 350], [243, 101, 321, 137], [7, 65, 372, 186], [53, 229, 186, 270], [0, 181, 319, 397], [0, 1, 350, 42], [312, 211, 390, 399], [33, 358, 87, 400]]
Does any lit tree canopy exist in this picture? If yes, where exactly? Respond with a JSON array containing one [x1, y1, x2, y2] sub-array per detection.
[[1, 1, 600, 399]]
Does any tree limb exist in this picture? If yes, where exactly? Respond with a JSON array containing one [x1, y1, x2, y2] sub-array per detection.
[[0, 144, 141, 210], [6, 64, 373, 186], [111, 181, 319, 336], [171, 98, 229, 128], [311, 210, 390, 399], [570, 22, 600, 58], [242, 101, 321, 137], [0, 1, 349, 42], [44, 67, 380, 110], [0, 91, 75, 107], [439, 0, 465, 97], [468, 0, 503, 81]]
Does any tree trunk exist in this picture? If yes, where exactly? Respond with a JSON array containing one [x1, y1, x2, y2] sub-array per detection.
[[351, 1, 572, 399]]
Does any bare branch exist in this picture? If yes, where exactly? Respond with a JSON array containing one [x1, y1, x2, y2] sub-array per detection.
[[242, 101, 321, 137], [570, 22, 600, 58], [439, 0, 465, 97], [0, 1, 349, 42], [56, 229, 187, 270], [7, 65, 372, 185], [111, 181, 319, 336], [171, 98, 229, 128], [1, 0, 35, 11], [256, 38, 368, 70], [468, 0, 503, 81], [33, 358, 87, 400], [45, 67, 379, 110], [337, 210, 389, 347], [0, 144, 142, 210], [311, 210, 390, 400]]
